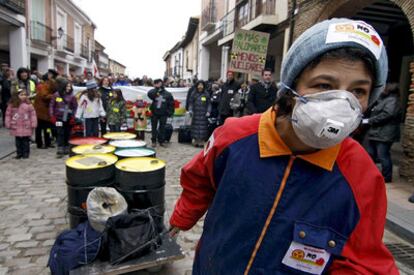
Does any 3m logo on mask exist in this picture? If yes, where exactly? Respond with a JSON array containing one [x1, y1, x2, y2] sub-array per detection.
[[319, 119, 344, 138]]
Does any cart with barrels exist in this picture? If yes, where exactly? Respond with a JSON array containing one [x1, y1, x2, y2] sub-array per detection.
[[64, 136, 184, 274]]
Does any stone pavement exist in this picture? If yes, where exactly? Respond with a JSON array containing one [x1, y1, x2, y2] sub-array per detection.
[[0, 133, 413, 274], [0, 128, 15, 159], [386, 176, 414, 243]]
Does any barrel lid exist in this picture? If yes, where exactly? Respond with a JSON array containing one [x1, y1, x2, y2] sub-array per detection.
[[66, 154, 118, 170], [103, 132, 136, 140], [69, 137, 107, 146], [115, 148, 155, 157], [109, 140, 146, 148], [72, 144, 116, 155], [116, 157, 165, 172]]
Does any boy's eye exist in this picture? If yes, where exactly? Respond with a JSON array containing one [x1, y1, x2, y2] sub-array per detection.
[[351, 89, 367, 98], [314, 83, 332, 90]]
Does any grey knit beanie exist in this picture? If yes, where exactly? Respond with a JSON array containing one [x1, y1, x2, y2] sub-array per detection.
[[280, 18, 388, 104]]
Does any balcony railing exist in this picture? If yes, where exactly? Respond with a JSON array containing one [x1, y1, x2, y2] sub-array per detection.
[[30, 21, 52, 44], [222, 0, 276, 37], [56, 34, 74, 52], [0, 0, 25, 14], [201, 0, 217, 31], [81, 44, 89, 60], [222, 8, 235, 37], [250, 0, 276, 20]]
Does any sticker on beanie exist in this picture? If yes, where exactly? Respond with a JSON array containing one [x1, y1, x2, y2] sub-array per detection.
[[325, 21, 382, 60]]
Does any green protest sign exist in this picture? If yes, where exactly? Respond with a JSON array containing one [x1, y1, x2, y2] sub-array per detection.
[[229, 29, 270, 76]]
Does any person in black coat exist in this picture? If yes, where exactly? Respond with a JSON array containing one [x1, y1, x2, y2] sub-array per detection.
[[188, 81, 211, 147], [246, 68, 277, 114], [365, 83, 402, 183], [218, 71, 240, 125], [185, 78, 198, 111], [98, 77, 113, 136], [147, 79, 175, 147], [1, 68, 12, 126]]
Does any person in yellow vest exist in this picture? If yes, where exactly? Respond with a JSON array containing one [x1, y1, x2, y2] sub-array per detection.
[[14, 67, 36, 101]]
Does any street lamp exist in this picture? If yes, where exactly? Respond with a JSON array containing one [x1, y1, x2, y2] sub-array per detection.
[[51, 27, 64, 40]]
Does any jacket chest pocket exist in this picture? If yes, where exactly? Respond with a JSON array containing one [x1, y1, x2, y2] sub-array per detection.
[[279, 221, 347, 274]]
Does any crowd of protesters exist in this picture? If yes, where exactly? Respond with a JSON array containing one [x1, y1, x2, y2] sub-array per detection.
[[0, 63, 411, 202]]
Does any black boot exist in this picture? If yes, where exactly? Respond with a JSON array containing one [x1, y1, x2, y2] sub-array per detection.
[[56, 147, 64, 158]]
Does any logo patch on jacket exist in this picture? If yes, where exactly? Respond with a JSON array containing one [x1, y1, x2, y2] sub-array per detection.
[[282, 241, 330, 274]]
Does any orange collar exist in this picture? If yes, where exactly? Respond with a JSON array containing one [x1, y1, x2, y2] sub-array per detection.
[[258, 108, 341, 171]]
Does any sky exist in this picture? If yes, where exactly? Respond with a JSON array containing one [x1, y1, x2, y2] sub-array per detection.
[[72, 0, 201, 79]]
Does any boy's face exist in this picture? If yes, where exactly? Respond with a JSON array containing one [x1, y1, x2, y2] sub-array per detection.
[[295, 58, 373, 112]]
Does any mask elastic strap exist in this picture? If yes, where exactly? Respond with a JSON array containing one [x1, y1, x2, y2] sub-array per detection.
[[279, 82, 308, 103]]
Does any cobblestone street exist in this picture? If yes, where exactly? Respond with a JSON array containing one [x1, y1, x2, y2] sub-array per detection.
[[0, 133, 201, 274], [0, 133, 413, 274]]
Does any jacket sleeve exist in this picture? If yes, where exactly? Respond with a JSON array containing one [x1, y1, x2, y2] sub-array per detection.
[[71, 96, 78, 117], [99, 99, 106, 117], [188, 92, 195, 112], [121, 101, 127, 123], [170, 150, 217, 230], [4, 105, 11, 128], [30, 105, 37, 128], [49, 94, 56, 118], [330, 141, 399, 274], [207, 95, 212, 114], [369, 97, 399, 126], [147, 89, 158, 100], [75, 96, 85, 119], [247, 85, 257, 114]]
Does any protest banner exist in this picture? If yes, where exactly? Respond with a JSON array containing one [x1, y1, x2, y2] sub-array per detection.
[[229, 29, 270, 76]]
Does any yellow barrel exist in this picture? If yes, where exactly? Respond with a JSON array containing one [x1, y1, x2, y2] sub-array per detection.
[[103, 132, 136, 140], [116, 157, 165, 172], [71, 144, 116, 156]]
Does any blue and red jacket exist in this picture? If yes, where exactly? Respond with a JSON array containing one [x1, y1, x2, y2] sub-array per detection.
[[170, 108, 398, 274]]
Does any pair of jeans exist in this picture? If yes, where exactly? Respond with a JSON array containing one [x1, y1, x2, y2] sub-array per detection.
[[367, 140, 393, 182], [136, 131, 145, 141], [85, 118, 99, 137], [35, 119, 52, 148], [151, 115, 167, 143], [56, 122, 72, 147], [100, 118, 107, 136], [15, 136, 30, 157], [109, 124, 121, 132]]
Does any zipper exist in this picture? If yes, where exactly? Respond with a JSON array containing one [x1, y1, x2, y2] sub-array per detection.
[[244, 155, 296, 275]]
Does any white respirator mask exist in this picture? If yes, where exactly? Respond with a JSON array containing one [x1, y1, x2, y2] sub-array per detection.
[[280, 83, 363, 149]]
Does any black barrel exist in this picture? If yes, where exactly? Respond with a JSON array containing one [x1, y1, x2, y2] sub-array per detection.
[[115, 158, 165, 190], [118, 184, 165, 209], [115, 157, 166, 232], [65, 154, 118, 228], [66, 154, 118, 187], [67, 179, 114, 212], [68, 207, 88, 229]]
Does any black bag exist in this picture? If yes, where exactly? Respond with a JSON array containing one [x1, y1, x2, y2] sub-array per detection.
[[100, 211, 160, 265], [164, 123, 173, 142], [178, 125, 192, 143]]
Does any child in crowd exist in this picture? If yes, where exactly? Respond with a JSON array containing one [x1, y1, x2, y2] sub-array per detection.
[[106, 89, 127, 132], [75, 81, 106, 137], [49, 79, 78, 157], [132, 96, 148, 140], [5, 88, 37, 159]]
